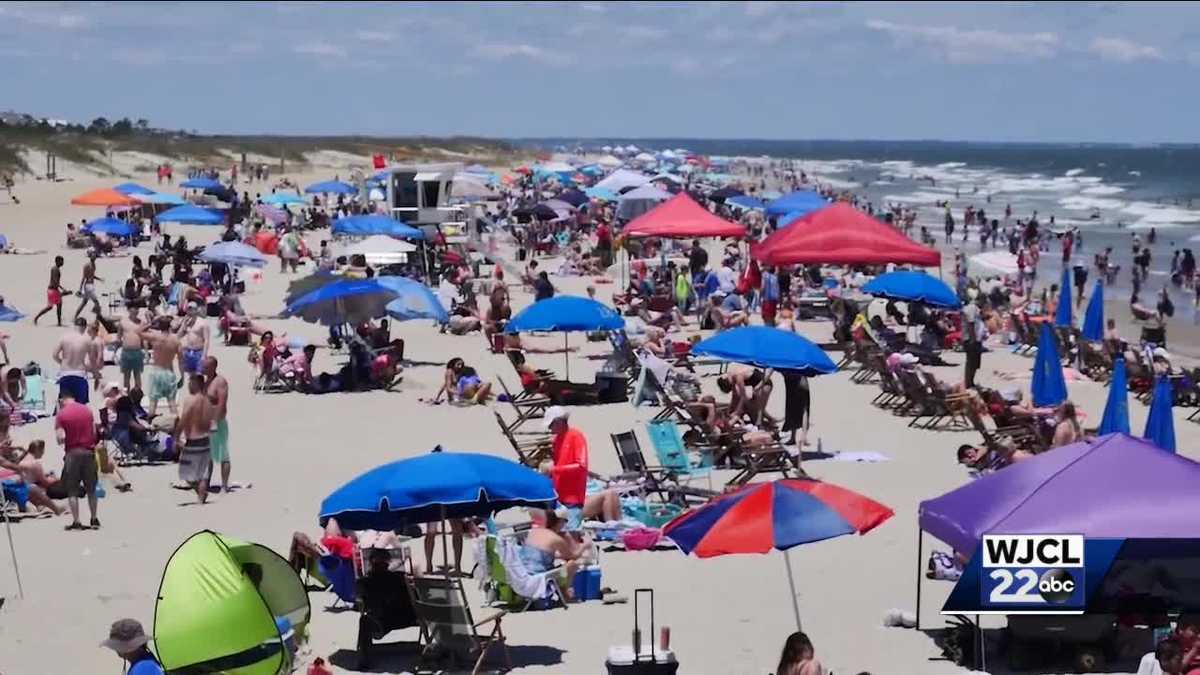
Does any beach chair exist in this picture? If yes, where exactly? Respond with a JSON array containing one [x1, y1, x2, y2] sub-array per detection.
[[319, 554, 359, 610], [966, 406, 1041, 455], [912, 372, 972, 431], [493, 410, 553, 468], [355, 565, 419, 669], [871, 368, 907, 410], [495, 377, 551, 433], [724, 443, 795, 488], [484, 535, 567, 612], [646, 420, 713, 491], [407, 574, 510, 675], [610, 430, 717, 505], [21, 370, 46, 416]]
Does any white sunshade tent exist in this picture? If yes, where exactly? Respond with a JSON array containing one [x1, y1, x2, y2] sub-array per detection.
[[596, 154, 622, 168], [595, 168, 651, 193], [634, 152, 657, 163], [451, 175, 496, 199], [616, 183, 673, 221], [335, 235, 418, 265]]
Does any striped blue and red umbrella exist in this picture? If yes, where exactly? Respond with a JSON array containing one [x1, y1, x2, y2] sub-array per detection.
[[664, 479, 893, 557], [662, 478, 893, 629]]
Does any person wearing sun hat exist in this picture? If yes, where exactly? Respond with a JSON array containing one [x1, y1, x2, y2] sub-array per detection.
[[101, 618, 163, 674], [542, 406, 588, 530]]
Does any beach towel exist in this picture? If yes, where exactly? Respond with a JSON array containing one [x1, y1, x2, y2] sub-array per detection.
[[826, 451, 891, 463], [498, 536, 559, 602]]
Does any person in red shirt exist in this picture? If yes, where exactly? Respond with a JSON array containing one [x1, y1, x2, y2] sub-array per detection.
[[55, 390, 98, 530], [542, 406, 620, 526]]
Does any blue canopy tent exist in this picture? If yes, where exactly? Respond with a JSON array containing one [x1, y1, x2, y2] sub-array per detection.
[[862, 271, 960, 310], [113, 182, 155, 196], [319, 449, 556, 530], [284, 278, 399, 327], [1081, 280, 1105, 341], [506, 296, 624, 379], [726, 195, 765, 211], [262, 192, 307, 207], [690, 326, 837, 376], [82, 217, 136, 237], [155, 205, 224, 225], [584, 187, 618, 202], [1031, 323, 1068, 407], [376, 276, 449, 324], [765, 190, 828, 217], [1144, 376, 1176, 453], [304, 180, 356, 195], [1096, 357, 1130, 436], [1055, 266, 1073, 328], [331, 214, 424, 239], [179, 177, 223, 190], [133, 192, 187, 206]]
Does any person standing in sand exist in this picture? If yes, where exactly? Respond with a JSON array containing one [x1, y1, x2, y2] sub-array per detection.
[[175, 374, 215, 504], [33, 256, 67, 326], [118, 309, 147, 392], [74, 250, 103, 320], [56, 388, 98, 530], [52, 317, 98, 405], [142, 317, 182, 417], [177, 302, 210, 375], [202, 357, 232, 495]]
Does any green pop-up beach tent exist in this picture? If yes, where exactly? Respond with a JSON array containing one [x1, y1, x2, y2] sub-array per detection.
[[153, 530, 310, 674]]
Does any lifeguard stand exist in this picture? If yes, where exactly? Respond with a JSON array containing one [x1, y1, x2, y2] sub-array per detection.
[[382, 162, 468, 233]]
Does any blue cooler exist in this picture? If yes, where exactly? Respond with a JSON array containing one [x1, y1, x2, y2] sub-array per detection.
[[572, 565, 603, 601]]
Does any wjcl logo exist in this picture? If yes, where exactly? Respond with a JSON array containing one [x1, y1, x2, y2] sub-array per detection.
[[981, 535, 1085, 611]]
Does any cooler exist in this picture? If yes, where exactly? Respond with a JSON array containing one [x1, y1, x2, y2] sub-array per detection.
[[605, 589, 679, 674], [571, 565, 603, 601]]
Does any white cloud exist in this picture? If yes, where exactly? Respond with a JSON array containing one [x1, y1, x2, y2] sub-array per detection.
[[671, 57, 701, 75], [112, 47, 166, 66], [293, 42, 347, 58], [866, 19, 1059, 64], [228, 41, 262, 55], [706, 26, 737, 43], [472, 43, 572, 65], [744, 1, 779, 18], [621, 25, 669, 41], [1088, 36, 1164, 62], [356, 30, 394, 43], [579, 2, 607, 12], [0, 6, 89, 29]]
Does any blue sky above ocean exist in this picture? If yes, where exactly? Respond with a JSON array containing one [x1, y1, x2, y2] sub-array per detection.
[[3, 1, 1199, 142]]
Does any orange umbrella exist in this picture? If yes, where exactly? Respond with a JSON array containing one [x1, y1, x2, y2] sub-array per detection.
[[70, 188, 139, 207]]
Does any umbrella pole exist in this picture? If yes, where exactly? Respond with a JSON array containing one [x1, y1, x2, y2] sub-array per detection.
[[1, 488, 23, 599], [914, 524, 922, 631], [564, 333, 570, 380], [440, 504, 451, 580], [783, 550, 801, 631]]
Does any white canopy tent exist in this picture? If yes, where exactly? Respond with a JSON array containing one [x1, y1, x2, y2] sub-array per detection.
[[335, 235, 418, 265], [616, 183, 673, 221], [595, 168, 651, 193]]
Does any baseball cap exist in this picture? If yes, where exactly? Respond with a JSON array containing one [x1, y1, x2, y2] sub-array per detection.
[[543, 405, 569, 430], [899, 353, 919, 366], [1153, 347, 1170, 361], [101, 618, 149, 653]]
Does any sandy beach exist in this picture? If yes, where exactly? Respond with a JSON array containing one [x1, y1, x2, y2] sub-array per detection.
[[0, 151, 1195, 675]]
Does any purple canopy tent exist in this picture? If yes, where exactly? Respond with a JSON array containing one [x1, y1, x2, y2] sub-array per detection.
[[914, 433, 1200, 631]]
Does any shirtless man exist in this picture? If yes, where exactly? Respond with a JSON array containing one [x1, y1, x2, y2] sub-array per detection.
[[177, 302, 210, 375], [53, 318, 98, 405], [33, 256, 67, 326], [175, 374, 215, 504], [143, 317, 182, 417], [119, 309, 147, 391], [202, 357, 231, 495], [74, 250, 103, 320]]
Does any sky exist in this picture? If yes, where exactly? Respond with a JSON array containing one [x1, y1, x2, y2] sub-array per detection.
[[3, 1, 1199, 143]]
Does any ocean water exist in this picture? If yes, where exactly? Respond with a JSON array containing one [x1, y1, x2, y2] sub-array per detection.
[[521, 138, 1200, 312]]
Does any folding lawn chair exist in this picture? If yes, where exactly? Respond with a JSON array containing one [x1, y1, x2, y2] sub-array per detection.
[[646, 420, 713, 491], [495, 377, 551, 433], [407, 574, 510, 675], [493, 410, 553, 468]]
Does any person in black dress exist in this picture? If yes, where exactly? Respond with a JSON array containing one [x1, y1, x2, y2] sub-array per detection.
[[781, 370, 810, 447]]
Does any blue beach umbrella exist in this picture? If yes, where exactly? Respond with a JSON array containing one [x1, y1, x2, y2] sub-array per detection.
[[331, 214, 425, 240], [376, 276, 449, 324], [318, 449, 557, 530], [506, 296, 624, 334], [727, 195, 765, 211], [1081, 280, 1105, 342], [134, 192, 187, 206], [862, 271, 960, 309], [262, 192, 307, 207], [81, 217, 136, 237], [1031, 323, 1068, 407], [584, 187, 618, 202], [156, 205, 224, 225], [285, 278, 399, 326], [1144, 376, 1177, 453], [1096, 357, 1130, 436], [0, 300, 24, 322], [1055, 266, 1073, 328], [113, 182, 155, 195], [506, 296, 624, 379], [198, 241, 267, 268], [304, 180, 356, 195], [690, 326, 837, 375], [179, 177, 223, 190]]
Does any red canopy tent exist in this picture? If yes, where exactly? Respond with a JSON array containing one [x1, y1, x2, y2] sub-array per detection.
[[622, 193, 745, 239], [753, 203, 940, 267]]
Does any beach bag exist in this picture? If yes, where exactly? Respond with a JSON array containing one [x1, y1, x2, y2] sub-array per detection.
[[622, 528, 662, 551]]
